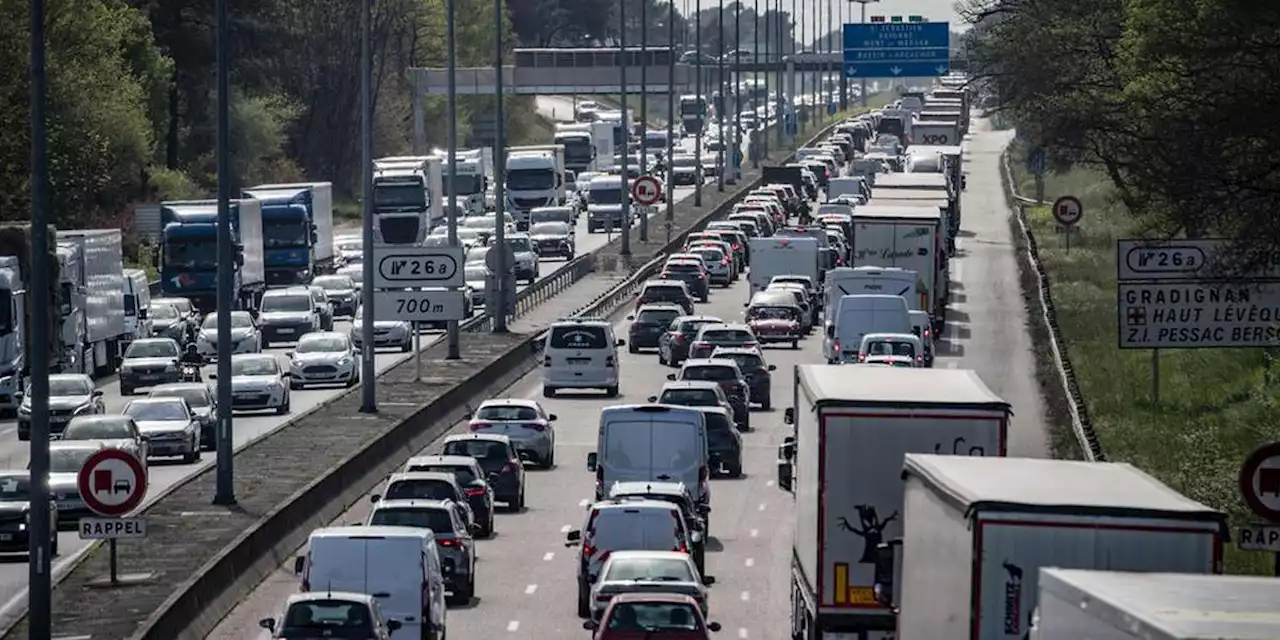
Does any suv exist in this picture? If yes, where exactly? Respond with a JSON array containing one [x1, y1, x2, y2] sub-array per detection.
[[506, 234, 541, 284], [648, 381, 736, 428], [259, 287, 322, 347], [403, 455, 496, 537], [565, 500, 698, 618], [710, 347, 776, 410], [635, 280, 695, 316], [371, 471, 480, 536], [119, 338, 182, 395], [541, 318, 625, 398], [688, 323, 758, 360], [365, 499, 479, 605], [440, 434, 526, 511], [467, 398, 558, 469], [696, 405, 742, 478], [668, 359, 750, 431], [607, 481, 709, 572], [658, 316, 724, 367], [627, 303, 684, 353], [308, 285, 336, 331]]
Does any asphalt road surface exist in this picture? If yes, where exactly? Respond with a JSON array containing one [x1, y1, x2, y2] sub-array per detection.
[[208, 117, 1049, 638]]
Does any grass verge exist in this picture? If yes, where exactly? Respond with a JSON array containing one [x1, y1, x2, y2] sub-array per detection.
[[1007, 141, 1278, 575]]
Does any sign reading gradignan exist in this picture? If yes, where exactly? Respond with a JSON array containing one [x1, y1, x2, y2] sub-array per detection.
[[1117, 282, 1280, 348]]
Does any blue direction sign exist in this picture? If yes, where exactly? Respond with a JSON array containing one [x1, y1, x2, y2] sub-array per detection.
[[842, 22, 951, 79]]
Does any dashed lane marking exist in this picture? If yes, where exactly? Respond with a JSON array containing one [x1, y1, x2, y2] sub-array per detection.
[[525, 584, 538, 595], [766, 480, 774, 487], [745, 557, 755, 567], [578, 498, 590, 507], [560, 524, 572, 533], [543, 552, 555, 561], [749, 528, 759, 538], [757, 503, 766, 511], [738, 628, 749, 638], [740, 591, 751, 601], [507, 621, 520, 632]]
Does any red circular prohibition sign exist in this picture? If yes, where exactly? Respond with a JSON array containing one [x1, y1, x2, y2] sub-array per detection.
[[1238, 441, 1280, 523], [77, 448, 148, 517]]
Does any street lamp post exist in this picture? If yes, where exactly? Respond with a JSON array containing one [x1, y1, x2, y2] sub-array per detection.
[[733, 0, 741, 179], [694, 0, 703, 207], [666, 0, 676, 243], [445, 0, 461, 359], [851, 0, 879, 106], [639, 0, 649, 242], [492, 0, 510, 329], [716, 0, 725, 193], [620, 0, 633, 255]]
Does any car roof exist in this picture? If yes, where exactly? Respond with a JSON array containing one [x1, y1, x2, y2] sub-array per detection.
[[406, 454, 480, 468], [49, 440, 112, 451], [710, 347, 761, 356], [609, 592, 701, 605], [387, 471, 460, 484], [604, 550, 692, 563], [636, 303, 683, 311], [675, 315, 722, 324], [477, 398, 541, 409], [125, 396, 185, 406], [286, 591, 377, 606], [263, 286, 311, 296], [682, 358, 740, 369], [129, 337, 177, 345], [550, 318, 611, 328], [661, 380, 721, 391], [49, 373, 93, 383], [642, 279, 688, 288], [863, 333, 920, 341], [231, 353, 277, 363], [697, 322, 752, 332], [591, 498, 682, 513], [609, 481, 690, 497], [442, 433, 512, 445], [372, 498, 453, 511]]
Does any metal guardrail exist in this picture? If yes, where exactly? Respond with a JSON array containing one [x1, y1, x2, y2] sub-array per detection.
[[1000, 151, 1104, 462]]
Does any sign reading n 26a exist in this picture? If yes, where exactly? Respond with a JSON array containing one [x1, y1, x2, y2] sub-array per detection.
[[373, 290, 468, 322], [373, 247, 464, 289]]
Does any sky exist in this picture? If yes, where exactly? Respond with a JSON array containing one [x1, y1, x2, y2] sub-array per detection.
[[738, 0, 968, 31]]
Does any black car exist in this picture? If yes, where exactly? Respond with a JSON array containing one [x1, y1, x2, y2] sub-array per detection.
[[529, 221, 576, 260], [627, 303, 684, 353], [0, 472, 57, 555], [661, 261, 710, 302], [698, 406, 742, 478], [669, 360, 751, 431], [657, 315, 724, 367], [404, 455, 498, 537], [709, 347, 776, 410], [441, 434, 526, 511]]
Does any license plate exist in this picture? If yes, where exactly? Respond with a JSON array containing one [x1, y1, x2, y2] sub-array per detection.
[[567, 358, 591, 364], [277, 328, 294, 335]]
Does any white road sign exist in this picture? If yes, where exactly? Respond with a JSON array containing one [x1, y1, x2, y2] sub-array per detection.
[[373, 289, 468, 322], [1117, 281, 1280, 349], [79, 517, 148, 540], [633, 205, 658, 215], [1116, 238, 1280, 282], [373, 246, 464, 289], [1237, 524, 1280, 552]]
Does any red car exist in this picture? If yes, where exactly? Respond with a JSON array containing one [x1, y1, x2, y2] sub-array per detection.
[[584, 593, 722, 639]]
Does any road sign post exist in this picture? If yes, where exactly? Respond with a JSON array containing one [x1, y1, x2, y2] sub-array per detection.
[[1238, 442, 1280, 576], [842, 21, 950, 79], [371, 246, 467, 379], [1051, 195, 1083, 252], [77, 449, 148, 586]]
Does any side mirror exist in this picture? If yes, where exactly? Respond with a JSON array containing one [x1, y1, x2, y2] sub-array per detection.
[[258, 618, 276, 632], [697, 504, 711, 516], [646, 395, 658, 403], [708, 452, 722, 468], [784, 408, 795, 425], [284, 351, 293, 357], [565, 529, 582, 546], [387, 620, 402, 632], [825, 325, 834, 338], [708, 621, 722, 632], [586, 452, 598, 472], [666, 373, 677, 381], [583, 620, 599, 630], [369, 493, 381, 504], [470, 523, 483, 535], [548, 414, 558, 421], [767, 364, 777, 371], [626, 315, 635, 320], [92, 389, 104, 397], [702, 575, 716, 586], [292, 556, 305, 574], [207, 373, 216, 380], [615, 338, 626, 347]]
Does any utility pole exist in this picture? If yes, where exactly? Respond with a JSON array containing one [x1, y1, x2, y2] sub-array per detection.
[[665, 0, 676, 242], [213, 0, 240, 492], [445, 0, 461, 359], [620, 0, 632, 256], [27, 0, 53, 635], [639, 0, 649, 242], [693, 0, 703, 208], [716, 0, 725, 193], [492, 0, 510, 331], [359, 0, 377, 411], [758, 6, 767, 162], [775, 0, 784, 149], [732, 0, 741, 181]]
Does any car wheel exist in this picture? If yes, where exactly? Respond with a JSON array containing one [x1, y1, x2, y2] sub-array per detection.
[[183, 437, 199, 463], [261, 339, 270, 349], [277, 393, 290, 415], [542, 386, 556, 398], [545, 446, 555, 469], [628, 343, 638, 354], [604, 385, 618, 398], [791, 340, 800, 349], [289, 380, 302, 391], [51, 535, 58, 556], [577, 582, 591, 618], [513, 486, 526, 512], [120, 385, 133, 396], [726, 462, 743, 478], [657, 348, 668, 366], [345, 374, 358, 388], [762, 397, 772, 411]]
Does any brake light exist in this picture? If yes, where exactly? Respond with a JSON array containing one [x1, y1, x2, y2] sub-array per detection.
[[858, 353, 867, 362], [469, 421, 490, 431], [916, 355, 924, 365], [674, 334, 686, 343], [464, 487, 486, 496], [523, 422, 547, 431], [834, 341, 841, 353], [675, 540, 689, 553], [503, 459, 520, 474], [438, 538, 459, 547], [605, 355, 616, 368], [583, 543, 596, 557], [743, 342, 757, 349]]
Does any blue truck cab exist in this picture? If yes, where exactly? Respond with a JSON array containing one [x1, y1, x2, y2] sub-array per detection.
[[157, 200, 267, 312], [242, 183, 336, 286]]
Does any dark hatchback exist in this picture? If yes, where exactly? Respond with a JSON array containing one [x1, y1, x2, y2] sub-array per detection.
[[441, 435, 527, 511], [670, 361, 750, 431], [709, 347, 776, 410], [404, 455, 497, 537], [627, 304, 684, 352], [698, 406, 742, 478], [0, 472, 57, 555], [657, 316, 724, 367], [661, 261, 710, 302]]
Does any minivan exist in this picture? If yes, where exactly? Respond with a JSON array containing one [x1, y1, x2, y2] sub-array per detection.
[[542, 319, 625, 398], [295, 526, 448, 640], [587, 405, 710, 506], [826, 294, 912, 364]]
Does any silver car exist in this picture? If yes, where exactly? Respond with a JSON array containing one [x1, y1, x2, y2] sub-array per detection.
[[259, 288, 321, 347], [349, 305, 412, 352], [288, 332, 359, 389], [463, 265, 489, 309], [215, 354, 290, 414], [259, 592, 400, 639], [149, 383, 217, 450], [465, 399, 557, 468], [47, 441, 137, 525], [122, 397, 201, 463], [589, 550, 712, 621], [119, 338, 182, 395], [504, 235, 540, 284], [16, 374, 103, 441], [196, 310, 262, 359], [365, 499, 479, 605]]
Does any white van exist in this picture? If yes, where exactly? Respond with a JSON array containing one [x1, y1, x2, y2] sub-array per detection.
[[294, 526, 448, 640], [823, 266, 921, 320], [587, 405, 710, 506], [908, 309, 935, 366], [122, 268, 152, 350], [541, 318, 624, 398], [826, 294, 912, 363]]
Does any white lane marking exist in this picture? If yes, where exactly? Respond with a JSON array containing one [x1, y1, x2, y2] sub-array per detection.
[[766, 480, 775, 487], [738, 628, 749, 638], [757, 503, 766, 511], [947, 360, 958, 369], [745, 557, 755, 567], [750, 528, 759, 538], [525, 584, 538, 595], [740, 590, 751, 601], [578, 498, 590, 507], [561, 524, 572, 533], [543, 552, 555, 561], [507, 620, 520, 632]]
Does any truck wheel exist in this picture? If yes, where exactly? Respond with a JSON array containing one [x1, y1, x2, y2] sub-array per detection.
[[577, 582, 591, 618]]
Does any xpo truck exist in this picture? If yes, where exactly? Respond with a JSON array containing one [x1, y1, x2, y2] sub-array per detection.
[[155, 200, 266, 311], [777, 365, 1011, 640], [56, 230, 127, 378], [876, 455, 1227, 640], [372, 156, 444, 243], [242, 182, 335, 285]]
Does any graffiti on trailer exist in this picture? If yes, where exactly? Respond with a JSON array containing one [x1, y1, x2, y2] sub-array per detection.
[[837, 504, 899, 563]]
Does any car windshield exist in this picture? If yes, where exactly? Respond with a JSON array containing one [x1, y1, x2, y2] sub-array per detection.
[[699, 329, 753, 344], [47, 378, 92, 396], [641, 286, 686, 302], [548, 325, 608, 349], [281, 599, 374, 635], [296, 335, 348, 353], [202, 312, 253, 329], [747, 306, 798, 321], [588, 186, 623, 205], [442, 440, 509, 462], [475, 405, 540, 421], [406, 464, 479, 485], [48, 448, 98, 474], [506, 237, 533, 252], [658, 389, 719, 406], [312, 276, 355, 291], [682, 365, 736, 381], [385, 479, 458, 501], [530, 222, 570, 236], [0, 476, 29, 501], [151, 387, 210, 408], [124, 401, 188, 421], [465, 266, 489, 282], [464, 217, 497, 229], [673, 156, 698, 167], [865, 340, 917, 357], [231, 357, 278, 376], [261, 294, 312, 313], [606, 602, 702, 631], [63, 416, 135, 439], [125, 341, 177, 359], [604, 558, 695, 582], [150, 305, 178, 320], [369, 507, 455, 534], [715, 353, 763, 373], [635, 309, 680, 325]]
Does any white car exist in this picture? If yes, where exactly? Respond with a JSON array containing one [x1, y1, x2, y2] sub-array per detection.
[[289, 332, 360, 389], [350, 305, 412, 352], [217, 353, 290, 415], [505, 234, 540, 284], [196, 310, 262, 358]]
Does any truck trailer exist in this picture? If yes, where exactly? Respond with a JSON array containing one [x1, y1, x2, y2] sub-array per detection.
[[56, 230, 127, 378], [877, 455, 1227, 640], [1032, 569, 1280, 640], [850, 204, 947, 332], [242, 182, 336, 285], [0, 225, 65, 414], [157, 199, 267, 311], [778, 366, 1011, 640], [748, 237, 821, 296]]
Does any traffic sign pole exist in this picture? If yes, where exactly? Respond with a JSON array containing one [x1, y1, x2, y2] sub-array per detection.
[[78, 448, 149, 585]]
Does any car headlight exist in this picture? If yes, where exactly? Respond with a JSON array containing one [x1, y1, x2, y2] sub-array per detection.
[[337, 356, 351, 367], [72, 403, 94, 415], [18, 405, 30, 416]]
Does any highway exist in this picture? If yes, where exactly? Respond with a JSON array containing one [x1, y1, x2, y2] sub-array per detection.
[[206, 116, 1049, 638], [0, 127, 736, 619]]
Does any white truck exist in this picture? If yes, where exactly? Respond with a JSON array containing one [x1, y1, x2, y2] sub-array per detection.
[[748, 236, 820, 296], [777, 366, 1011, 640], [851, 204, 946, 332], [876, 455, 1227, 640], [554, 122, 614, 174], [437, 148, 492, 216], [823, 266, 922, 318], [505, 144, 566, 229], [121, 268, 152, 352], [1032, 569, 1280, 640], [372, 156, 444, 244], [56, 229, 127, 378]]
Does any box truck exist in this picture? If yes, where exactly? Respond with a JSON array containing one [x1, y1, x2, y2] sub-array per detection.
[[156, 199, 266, 311], [56, 230, 127, 378], [748, 237, 820, 296], [777, 366, 1011, 639], [242, 182, 335, 285], [372, 156, 444, 244], [875, 455, 1227, 640], [851, 204, 946, 332]]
